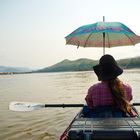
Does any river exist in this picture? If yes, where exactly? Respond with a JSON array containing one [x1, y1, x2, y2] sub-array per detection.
[[0, 70, 140, 140]]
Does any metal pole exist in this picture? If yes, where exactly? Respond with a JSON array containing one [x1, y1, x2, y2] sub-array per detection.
[[103, 16, 105, 22], [103, 16, 105, 55], [103, 32, 105, 55]]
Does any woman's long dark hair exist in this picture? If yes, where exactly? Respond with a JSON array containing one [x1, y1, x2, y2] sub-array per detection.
[[108, 78, 131, 113]]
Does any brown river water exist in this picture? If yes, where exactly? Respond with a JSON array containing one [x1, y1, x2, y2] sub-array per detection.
[[0, 70, 140, 140]]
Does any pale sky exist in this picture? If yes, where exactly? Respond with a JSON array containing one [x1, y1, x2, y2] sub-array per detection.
[[1, 0, 140, 68]]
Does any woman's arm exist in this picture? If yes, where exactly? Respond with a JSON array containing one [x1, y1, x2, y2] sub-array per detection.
[[85, 87, 94, 109]]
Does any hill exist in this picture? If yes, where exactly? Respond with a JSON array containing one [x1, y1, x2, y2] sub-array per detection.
[[0, 66, 32, 73], [35, 56, 140, 73], [36, 58, 98, 72], [118, 57, 140, 68], [2, 57, 140, 74]]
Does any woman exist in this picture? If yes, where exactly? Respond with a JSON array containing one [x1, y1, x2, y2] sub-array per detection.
[[85, 54, 137, 117]]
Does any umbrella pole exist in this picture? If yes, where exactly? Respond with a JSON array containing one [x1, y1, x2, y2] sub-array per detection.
[[103, 16, 105, 55], [103, 16, 105, 22], [103, 32, 105, 55]]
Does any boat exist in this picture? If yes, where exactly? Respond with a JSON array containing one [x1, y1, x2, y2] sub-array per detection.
[[60, 105, 140, 140], [8, 101, 140, 139]]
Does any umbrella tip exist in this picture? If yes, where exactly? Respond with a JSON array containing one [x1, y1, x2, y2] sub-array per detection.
[[103, 16, 105, 22]]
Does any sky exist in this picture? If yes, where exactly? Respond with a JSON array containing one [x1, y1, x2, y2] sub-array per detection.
[[1, 0, 140, 69]]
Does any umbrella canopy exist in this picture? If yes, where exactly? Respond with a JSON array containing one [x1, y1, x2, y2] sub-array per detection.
[[65, 21, 140, 54]]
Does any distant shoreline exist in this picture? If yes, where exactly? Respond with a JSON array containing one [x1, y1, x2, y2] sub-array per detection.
[[1, 68, 140, 75], [1, 57, 140, 74], [0, 72, 15, 75], [0, 72, 32, 75]]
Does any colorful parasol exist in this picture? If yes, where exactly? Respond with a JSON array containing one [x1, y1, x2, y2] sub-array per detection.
[[65, 20, 140, 54]]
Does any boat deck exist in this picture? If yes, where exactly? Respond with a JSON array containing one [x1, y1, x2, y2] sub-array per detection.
[[68, 117, 140, 140]]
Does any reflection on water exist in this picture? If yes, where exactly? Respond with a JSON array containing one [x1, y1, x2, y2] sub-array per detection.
[[0, 70, 140, 140]]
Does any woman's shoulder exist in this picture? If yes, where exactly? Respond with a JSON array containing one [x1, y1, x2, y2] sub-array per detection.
[[89, 81, 105, 90], [122, 82, 132, 90], [122, 81, 131, 86]]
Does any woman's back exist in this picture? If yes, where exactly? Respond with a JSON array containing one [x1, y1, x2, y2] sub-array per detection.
[[85, 81, 132, 108]]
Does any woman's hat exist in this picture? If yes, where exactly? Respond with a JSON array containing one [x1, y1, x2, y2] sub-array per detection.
[[93, 54, 123, 81]]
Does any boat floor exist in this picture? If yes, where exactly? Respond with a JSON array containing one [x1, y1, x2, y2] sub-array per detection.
[[64, 106, 140, 140], [67, 117, 140, 140]]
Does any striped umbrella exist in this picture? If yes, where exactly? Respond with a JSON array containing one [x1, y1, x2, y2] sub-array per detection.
[[65, 20, 140, 55]]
